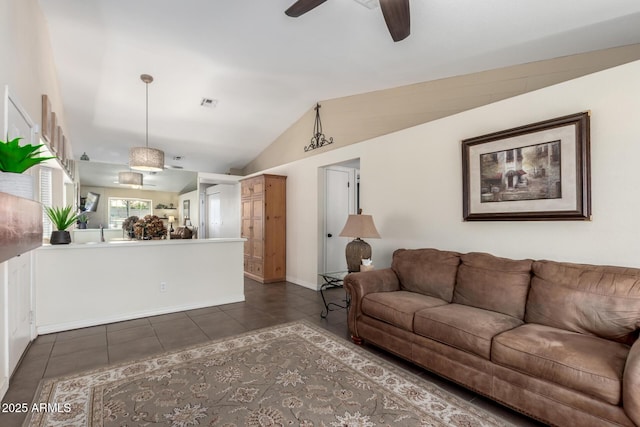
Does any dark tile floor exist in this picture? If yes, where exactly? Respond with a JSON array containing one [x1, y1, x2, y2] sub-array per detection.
[[0, 278, 543, 426]]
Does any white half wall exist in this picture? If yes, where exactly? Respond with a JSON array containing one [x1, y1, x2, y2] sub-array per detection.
[[35, 239, 245, 333], [259, 60, 640, 289]]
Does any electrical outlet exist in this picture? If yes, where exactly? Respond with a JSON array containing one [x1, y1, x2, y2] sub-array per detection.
[[160, 281, 167, 292]]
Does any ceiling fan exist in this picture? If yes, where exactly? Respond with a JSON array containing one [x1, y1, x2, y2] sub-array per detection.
[[285, 0, 410, 42]]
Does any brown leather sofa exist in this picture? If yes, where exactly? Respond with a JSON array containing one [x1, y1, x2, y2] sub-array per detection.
[[170, 226, 193, 239], [344, 248, 640, 427]]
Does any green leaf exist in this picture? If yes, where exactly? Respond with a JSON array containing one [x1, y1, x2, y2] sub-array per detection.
[[0, 137, 56, 173], [44, 205, 79, 231]]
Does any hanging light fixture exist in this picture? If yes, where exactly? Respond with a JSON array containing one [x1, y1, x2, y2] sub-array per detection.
[[129, 74, 164, 171], [304, 102, 334, 152], [118, 171, 143, 187]]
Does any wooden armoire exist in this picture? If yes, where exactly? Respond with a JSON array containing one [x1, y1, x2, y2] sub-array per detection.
[[240, 174, 286, 283]]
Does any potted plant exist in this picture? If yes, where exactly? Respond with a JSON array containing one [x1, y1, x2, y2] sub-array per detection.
[[77, 213, 89, 229], [0, 137, 55, 199], [44, 205, 79, 244]]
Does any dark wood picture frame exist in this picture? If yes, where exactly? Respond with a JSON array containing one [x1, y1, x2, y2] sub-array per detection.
[[50, 112, 58, 154], [41, 94, 52, 142], [183, 199, 190, 221], [462, 112, 591, 221]]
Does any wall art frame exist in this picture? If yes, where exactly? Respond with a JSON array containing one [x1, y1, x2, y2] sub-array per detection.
[[183, 199, 190, 221], [41, 94, 52, 142], [462, 111, 591, 221]]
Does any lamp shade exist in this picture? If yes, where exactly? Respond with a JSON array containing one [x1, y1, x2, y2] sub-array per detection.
[[339, 214, 381, 239], [118, 171, 143, 186], [129, 147, 164, 172], [168, 215, 175, 223]]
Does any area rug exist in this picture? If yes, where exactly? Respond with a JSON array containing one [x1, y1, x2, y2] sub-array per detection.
[[26, 321, 514, 426]]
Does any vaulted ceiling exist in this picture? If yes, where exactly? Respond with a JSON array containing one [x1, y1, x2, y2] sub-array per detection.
[[39, 0, 640, 177]]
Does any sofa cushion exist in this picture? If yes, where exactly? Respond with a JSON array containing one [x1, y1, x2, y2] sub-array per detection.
[[361, 291, 448, 332], [453, 252, 532, 319], [414, 304, 523, 360], [392, 248, 461, 302], [492, 323, 629, 405], [526, 260, 640, 345]]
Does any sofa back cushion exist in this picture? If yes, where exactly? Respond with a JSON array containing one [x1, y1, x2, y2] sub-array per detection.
[[526, 260, 640, 345], [453, 252, 533, 319], [392, 248, 461, 302]]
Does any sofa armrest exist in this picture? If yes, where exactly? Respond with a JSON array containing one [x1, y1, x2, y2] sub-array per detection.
[[344, 268, 400, 341], [624, 338, 640, 425]]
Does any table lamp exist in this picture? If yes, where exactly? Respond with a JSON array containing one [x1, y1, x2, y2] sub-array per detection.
[[168, 215, 175, 232], [339, 210, 381, 272]]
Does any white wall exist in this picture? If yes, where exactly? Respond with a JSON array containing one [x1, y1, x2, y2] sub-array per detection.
[[259, 60, 640, 290], [35, 239, 245, 333], [0, 261, 7, 399], [204, 184, 241, 238], [0, 0, 69, 400]]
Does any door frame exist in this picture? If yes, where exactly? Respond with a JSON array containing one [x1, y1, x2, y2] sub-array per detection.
[[320, 160, 360, 275]]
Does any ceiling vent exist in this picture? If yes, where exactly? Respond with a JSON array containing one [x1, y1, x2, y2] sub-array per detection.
[[200, 98, 218, 108]]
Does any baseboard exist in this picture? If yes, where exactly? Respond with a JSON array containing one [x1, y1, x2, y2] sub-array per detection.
[[285, 275, 318, 291], [35, 293, 245, 335]]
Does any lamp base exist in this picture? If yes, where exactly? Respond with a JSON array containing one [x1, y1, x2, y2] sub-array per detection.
[[345, 238, 371, 273]]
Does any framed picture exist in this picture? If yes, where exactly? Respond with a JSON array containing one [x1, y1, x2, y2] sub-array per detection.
[[462, 112, 591, 221], [57, 126, 64, 161], [183, 200, 190, 221], [50, 112, 58, 153], [41, 95, 52, 142]]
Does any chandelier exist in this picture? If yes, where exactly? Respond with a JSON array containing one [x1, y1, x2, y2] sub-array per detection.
[[129, 74, 164, 171]]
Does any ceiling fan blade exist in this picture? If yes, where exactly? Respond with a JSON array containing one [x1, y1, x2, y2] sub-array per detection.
[[379, 0, 410, 42], [285, 0, 328, 17]]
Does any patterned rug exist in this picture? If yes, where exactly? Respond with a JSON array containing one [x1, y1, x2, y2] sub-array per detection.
[[25, 321, 514, 426]]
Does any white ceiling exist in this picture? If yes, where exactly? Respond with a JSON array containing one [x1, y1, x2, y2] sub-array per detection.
[[39, 0, 640, 179]]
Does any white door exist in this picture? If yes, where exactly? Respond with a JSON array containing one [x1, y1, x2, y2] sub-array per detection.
[[7, 253, 32, 376], [4, 88, 35, 376], [324, 167, 356, 272], [207, 192, 222, 238]]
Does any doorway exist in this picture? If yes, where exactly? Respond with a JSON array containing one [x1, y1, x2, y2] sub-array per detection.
[[322, 160, 359, 273], [207, 191, 222, 238]]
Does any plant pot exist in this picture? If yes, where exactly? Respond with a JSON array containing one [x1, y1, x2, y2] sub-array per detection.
[[0, 172, 34, 200], [78, 223, 87, 229], [50, 230, 71, 245]]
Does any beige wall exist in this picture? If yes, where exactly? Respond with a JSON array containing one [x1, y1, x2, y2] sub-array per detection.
[[255, 60, 640, 289], [80, 186, 179, 229], [243, 44, 640, 175]]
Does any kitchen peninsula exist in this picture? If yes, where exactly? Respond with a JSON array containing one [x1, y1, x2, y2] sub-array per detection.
[[34, 238, 245, 334]]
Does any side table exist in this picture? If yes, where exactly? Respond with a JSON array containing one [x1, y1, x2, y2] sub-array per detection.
[[319, 271, 350, 318]]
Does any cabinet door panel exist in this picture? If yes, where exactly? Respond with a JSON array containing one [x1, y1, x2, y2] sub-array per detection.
[[252, 240, 263, 260], [252, 178, 264, 195], [241, 200, 252, 218], [251, 261, 263, 276]]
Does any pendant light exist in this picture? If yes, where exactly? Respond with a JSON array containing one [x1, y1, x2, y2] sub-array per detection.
[[129, 74, 164, 171], [118, 171, 143, 187]]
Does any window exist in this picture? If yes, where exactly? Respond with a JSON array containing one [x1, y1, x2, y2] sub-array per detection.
[[40, 167, 53, 237], [108, 198, 152, 229]]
